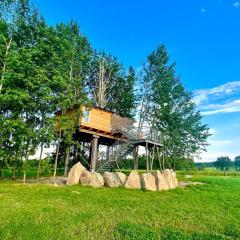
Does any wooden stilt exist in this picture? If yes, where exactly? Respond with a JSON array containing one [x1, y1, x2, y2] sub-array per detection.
[[146, 142, 149, 172], [106, 145, 110, 161], [90, 135, 99, 171]]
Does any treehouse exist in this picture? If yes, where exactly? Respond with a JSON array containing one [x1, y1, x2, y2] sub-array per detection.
[[58, 106, 163, 173]]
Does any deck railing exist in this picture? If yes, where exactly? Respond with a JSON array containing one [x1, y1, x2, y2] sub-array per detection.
[[120, 126, 162, 144]]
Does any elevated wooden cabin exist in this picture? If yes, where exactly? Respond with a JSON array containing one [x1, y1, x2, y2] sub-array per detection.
[[57, 106, 162, 172], [79, 107, 133, 144]]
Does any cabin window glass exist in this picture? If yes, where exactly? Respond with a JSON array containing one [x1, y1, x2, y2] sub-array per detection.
[[83, 109, 89, 122]]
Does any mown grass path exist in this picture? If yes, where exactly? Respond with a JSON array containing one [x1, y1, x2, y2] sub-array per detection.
[[0, 176, 240, 239]]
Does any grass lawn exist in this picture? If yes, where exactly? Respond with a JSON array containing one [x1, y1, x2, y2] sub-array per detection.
[[0, 176, 240, 240]]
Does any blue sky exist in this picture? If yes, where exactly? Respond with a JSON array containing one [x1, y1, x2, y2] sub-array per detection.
[[33, 0, 240, 162]]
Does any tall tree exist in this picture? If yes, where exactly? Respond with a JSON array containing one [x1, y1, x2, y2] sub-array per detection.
[[53, 21, 91, 176], [214, 156, 233, 171], [87, 52, 136, 119], [139, 45, 210, 167]]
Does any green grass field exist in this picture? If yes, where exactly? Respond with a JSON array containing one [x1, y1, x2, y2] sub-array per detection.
[[0, 175, 240, 240]]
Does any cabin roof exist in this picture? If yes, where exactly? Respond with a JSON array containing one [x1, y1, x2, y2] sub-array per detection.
[[92, 106, 115, 114]]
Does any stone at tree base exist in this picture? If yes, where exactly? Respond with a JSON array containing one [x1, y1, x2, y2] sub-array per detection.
[[103, 172, 121, 187], [141, 173, 157, 191], [162, 169, 176, 189], [80, 170, 104, 188], [124, 170, 142, 189], [66, 162, 86, 185], [115, 172, 127, 186], [152, 170, 169, 191]]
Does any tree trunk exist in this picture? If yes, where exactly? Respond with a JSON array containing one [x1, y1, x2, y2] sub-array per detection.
[[12, 166, 16, 180], [64, 145, 70, 177], [53, 131, 61, 179], [0, 159, 4, 177], [23, 154, 29, 184], [36, 142, 44, 182], [132, 146, 139, 170]]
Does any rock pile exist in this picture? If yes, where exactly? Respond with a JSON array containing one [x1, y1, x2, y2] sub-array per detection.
[[66, 162, 179, 191]]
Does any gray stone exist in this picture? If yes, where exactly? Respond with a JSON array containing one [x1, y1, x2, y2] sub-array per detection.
[[179, 181, 204, 187], [115, 172, 127, 186], [80, 170, 104, 188], [89, 172, 104, 188], [67, 162, 86, 185], [141, 173, 157, 191], [162, 169, 175, 189], [152, 170, 169, 191], [171, 171, 179, 187], [103, 172, 121, 187], [124, 170, 142, 189]]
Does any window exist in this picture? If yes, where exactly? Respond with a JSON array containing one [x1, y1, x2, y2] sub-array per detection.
[[83, 109, 89, 122]]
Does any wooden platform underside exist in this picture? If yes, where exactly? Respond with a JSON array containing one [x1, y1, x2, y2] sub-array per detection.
[[130, 139, 163, 148], [77, 125, 128, 145]]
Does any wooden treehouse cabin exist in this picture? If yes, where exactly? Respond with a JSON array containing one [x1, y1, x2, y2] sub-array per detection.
[[58, 106, 163, 173]]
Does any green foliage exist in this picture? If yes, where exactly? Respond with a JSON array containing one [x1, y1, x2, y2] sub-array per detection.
[[234, 156, 240, 170], [214, 156, 233, 171]]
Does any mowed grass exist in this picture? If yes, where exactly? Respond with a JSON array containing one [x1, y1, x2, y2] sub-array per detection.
[[0, 176, 240, 240]]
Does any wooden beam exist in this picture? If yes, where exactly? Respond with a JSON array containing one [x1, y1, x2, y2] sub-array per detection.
[[79, 128, 128, 142]]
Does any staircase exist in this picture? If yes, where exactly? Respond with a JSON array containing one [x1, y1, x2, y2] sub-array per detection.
[[97, 142, 135, 172]]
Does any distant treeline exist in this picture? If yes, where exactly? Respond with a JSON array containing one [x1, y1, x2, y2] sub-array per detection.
[[196, 156, 240, 171]]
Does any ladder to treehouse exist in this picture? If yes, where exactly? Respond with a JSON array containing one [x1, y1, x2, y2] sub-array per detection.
[[97, 142, 135, 172]]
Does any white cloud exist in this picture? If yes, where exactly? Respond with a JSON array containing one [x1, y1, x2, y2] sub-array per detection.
[[209, 128, 217, 135], [194, 81, 240, 116], [209, 139, 234, 146], [194, 81, 240, 104], [233, 1, 240, 8], [201, 99, 240, 116], [196, 151, 238, 162]]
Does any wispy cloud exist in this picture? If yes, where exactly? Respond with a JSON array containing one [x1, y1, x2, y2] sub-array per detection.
[[233, 1, 240, 8], [201, 99, 240, 116], [196, 151, 238, 162], [201, 8, 206, 13], [209, 139, 234, 146], [194, 81, 240, 116]]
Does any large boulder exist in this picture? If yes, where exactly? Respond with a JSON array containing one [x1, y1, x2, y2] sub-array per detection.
[[162, 169, 176, 189], [152, 170, 169, 191], [80, 170, 104, 188], [115, 172, 127, 186], [141, 173, 157, 191], [90, 172, 104, 188], [103, 172, 121, 187], [124, 170, 142, 189], [66, 162, 86, 185], [171, 171, 179, 187]]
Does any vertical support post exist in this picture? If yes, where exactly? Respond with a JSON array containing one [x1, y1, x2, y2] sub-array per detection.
[[162, 150, 165, 170], [106, 145, 110, 161], [64, 145, 70, 177], [132, 145, 139, 170], [146, 142, 149, 172], [90, 135, 99, 171]]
